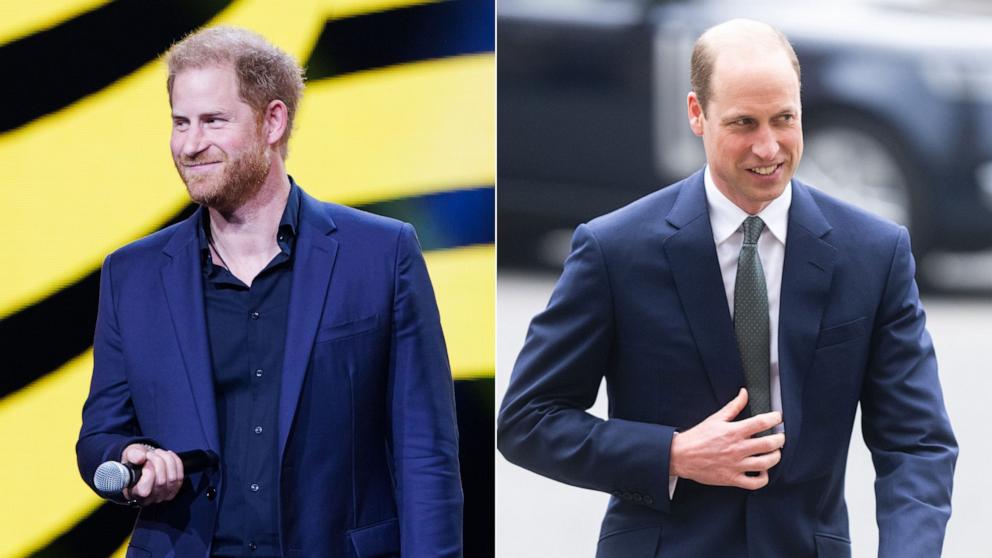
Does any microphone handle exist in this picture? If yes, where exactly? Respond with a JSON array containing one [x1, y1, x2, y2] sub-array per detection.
[[126, 449, 219, 488]]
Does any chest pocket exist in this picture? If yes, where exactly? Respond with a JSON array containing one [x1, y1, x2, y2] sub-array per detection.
[[815, 317, 867, 349], [316, 314, 381, 344]]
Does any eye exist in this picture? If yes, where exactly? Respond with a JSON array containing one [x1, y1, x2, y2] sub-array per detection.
[[730, 118, 753, 127], [173, 119, 188, 131]]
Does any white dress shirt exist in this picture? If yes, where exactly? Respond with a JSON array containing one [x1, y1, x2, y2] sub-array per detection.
[[669, 167, 791, 500], [704, 165, 790, 428]]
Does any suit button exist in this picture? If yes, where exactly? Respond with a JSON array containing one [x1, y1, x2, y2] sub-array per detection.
[[248, 541, 257, 551], [205, 487, 217, 500]]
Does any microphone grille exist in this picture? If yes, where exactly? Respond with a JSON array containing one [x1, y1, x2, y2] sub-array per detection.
[[94, 461, 130, 496]]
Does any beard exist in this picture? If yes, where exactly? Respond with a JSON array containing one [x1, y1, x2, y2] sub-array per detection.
[[175, 138, 270, 213]]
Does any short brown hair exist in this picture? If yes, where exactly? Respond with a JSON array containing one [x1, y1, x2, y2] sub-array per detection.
[[690, 21, 801, 115], [165, 26, 305, 158]]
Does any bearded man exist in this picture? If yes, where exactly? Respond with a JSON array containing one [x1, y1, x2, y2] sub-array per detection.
[[76, 26, 462, 558]]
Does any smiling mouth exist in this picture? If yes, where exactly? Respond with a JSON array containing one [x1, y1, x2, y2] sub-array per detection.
[[184, 161, 221, 169], [748, 163, 782, 176]]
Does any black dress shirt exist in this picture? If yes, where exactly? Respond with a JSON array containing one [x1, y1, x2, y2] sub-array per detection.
[[198, 183, 301, 557]]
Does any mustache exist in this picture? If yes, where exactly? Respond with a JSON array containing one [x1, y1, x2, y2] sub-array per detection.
[[178, 154, 225, 166]]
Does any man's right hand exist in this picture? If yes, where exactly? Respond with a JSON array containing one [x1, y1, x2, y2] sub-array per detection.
[[121, 444, 185, 504], [669, 388, 785, 490]]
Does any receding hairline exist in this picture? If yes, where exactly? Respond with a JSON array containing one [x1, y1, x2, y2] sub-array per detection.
[[690, 19, 801, 112], [697, 19, 795, 62]]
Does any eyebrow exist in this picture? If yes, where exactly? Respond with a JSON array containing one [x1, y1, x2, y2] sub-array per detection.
[[721, 108, 797, 123], [721, 114, 753, 124], [171, 110, 229, 120]]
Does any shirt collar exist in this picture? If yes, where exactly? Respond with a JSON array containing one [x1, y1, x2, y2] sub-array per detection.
[[278, 176, 302, 245], [703, 165, 792, 246]]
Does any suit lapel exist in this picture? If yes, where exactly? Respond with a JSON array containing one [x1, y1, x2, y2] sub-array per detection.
[[160, 209, 220, 453], [277, 190, 338, 459], [776, 182, 836, 479], [663, 173, 747, 406]]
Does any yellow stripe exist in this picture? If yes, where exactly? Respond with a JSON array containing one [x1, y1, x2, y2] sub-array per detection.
[[0, 0, 112, 45], [0, 9, 492, 320], [0, 351, 101, 557], [425, 244, 494, 379], [293, 54, 495, 206]]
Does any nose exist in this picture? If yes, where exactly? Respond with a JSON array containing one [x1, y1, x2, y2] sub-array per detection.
[[181, 124, 209, 158], [751, 126, 780, 161]]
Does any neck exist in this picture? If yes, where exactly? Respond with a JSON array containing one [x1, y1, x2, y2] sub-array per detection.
[[208, 160, 291, 259]]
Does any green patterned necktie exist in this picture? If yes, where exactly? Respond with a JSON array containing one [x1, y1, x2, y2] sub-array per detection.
[[734, 216, 771, 425]]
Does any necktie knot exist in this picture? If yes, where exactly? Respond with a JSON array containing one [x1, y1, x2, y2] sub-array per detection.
[[742, 216, 765, 245]]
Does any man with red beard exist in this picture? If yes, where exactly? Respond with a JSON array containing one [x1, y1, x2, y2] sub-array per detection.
[[77, 26, 462, 557]]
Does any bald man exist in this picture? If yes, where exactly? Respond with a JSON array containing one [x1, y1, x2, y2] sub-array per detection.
[[498, 19, 956, 558]]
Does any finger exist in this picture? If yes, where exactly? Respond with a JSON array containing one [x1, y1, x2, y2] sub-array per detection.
[[715, 388, 749, 421], [147, 451, 168, 502], [164, 451, 185, 500], [735, 410, 783, 437], [122, 445, 148, 465], [735, 469, 769, 490], [740, 449, 782, 472], [737, 433, 786, 456], [134, 461, 156, 499], [160, 450, 178, 486]]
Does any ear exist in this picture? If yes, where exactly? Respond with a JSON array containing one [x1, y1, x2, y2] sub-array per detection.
[[687, 92, 705, 137], [261, 99, 289, 148]]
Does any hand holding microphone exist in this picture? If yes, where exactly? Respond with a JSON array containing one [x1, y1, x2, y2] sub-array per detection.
[[94, 444, 218, 505]]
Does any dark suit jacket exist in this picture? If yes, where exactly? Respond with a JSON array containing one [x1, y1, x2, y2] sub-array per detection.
[[77, 186, 463, 558], [497, 170, 957, 558]]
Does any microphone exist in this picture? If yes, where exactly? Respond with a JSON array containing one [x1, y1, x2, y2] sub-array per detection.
[[93, 449, 219, 498]]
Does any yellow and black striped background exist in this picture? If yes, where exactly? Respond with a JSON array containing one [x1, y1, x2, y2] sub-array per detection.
[[0, 0, 494, 556]]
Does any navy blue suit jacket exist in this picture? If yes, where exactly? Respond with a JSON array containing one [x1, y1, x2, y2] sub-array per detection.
[[77, 187, 463, 557], [498, 170, 956, 558]]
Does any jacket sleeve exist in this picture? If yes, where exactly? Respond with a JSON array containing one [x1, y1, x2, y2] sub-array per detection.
[[862, 228, 957, 558], [76, 254, 157, 499], [388, 223, 464, 558], [497, 224, 676, 513]]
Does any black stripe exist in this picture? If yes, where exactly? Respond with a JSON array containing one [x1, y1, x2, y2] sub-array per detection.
[[27, 502, 137, 558], [30, 377, 492, 557], [0, 0, 232, 133], [454, 377, 495, 558], [304, 0, 494, 81], [0, 187, 492, 399]]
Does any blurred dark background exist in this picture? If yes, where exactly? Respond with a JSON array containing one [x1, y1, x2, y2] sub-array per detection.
[[499, 0, 992, 293]]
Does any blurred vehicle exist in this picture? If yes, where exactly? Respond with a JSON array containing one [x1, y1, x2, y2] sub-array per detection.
[[498, 0, 992, 282]]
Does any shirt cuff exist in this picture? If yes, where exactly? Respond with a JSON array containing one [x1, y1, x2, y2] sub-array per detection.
[[668, 430, 680, 500]]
